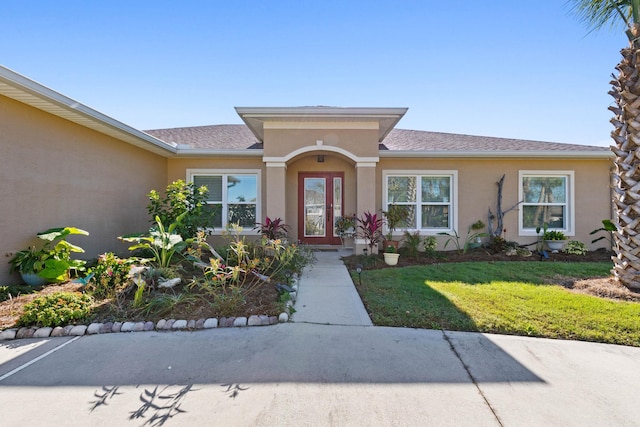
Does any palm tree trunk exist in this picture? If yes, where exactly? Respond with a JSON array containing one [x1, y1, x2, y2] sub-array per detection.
[[610, 24, 640, 289]]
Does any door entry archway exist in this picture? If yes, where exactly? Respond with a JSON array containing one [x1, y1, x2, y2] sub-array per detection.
[[298, 172, 344, 245]]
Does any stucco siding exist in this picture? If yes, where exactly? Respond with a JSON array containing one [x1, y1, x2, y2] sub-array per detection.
[[377, 157, 612, 250], [263, 128, 380, 158], [0, 95, 167, 283]]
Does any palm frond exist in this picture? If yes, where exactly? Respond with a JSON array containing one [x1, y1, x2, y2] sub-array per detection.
[[567, 0, 635, 31]]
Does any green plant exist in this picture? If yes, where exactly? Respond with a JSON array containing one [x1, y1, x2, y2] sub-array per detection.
[[0, 284, 36, 302], [9, 227, 89, 283], [147, 179, 220, 239], [335, 215, 357, 236], [402, 230, 422, 257], [86, 253, 137, 299], [423, 236, 437, 256], [384, 244, 397, 254], [590, 219, 616, 247], [438, 221, 488, 254], [139, 293, 197, 317], [564, 240, 588, 255], [210, 287, 245, 317], [120, 214, 187, 268], [18, 292, 94, 327], [255, 216, 290, 240], [537, 223, 566, 241], [543, 230, 567, 240], [357, 211, 384, 253], [383, 205, 410, 240]]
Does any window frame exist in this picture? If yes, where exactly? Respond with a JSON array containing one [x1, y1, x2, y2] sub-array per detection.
[[518, 170, 575, 237], [186, 168, 262, 234], [383, 170, 458, 235]]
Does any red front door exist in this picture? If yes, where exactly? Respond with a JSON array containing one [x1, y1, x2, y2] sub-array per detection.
[[298, 172, 344, 245]]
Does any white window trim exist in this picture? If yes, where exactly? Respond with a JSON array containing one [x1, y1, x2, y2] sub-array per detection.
[[187, 168, 262, 235], [518, 170, 575, 237], [382, 170, 458, 235]]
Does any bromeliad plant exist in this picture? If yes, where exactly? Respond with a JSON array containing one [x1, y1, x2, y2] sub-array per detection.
[[9, 227, 89, 283]]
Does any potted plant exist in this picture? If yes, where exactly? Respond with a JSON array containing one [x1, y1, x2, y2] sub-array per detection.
[[382, 205, 409, 249], [383, 244, 400, 266], [9, 226, 89, 286], [467, 220, 487, 249], [335, 214, 357, 247], [537, 223, 567, 253]]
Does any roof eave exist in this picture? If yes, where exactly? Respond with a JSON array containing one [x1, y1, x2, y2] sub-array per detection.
[[379, 150, 613, 159], [0, 65, 176, 157], [235, 106, 408, 142], [175, 148, 264, 157]]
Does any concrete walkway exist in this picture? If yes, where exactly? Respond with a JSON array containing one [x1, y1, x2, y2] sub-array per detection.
[[292, 250, 372, 326]]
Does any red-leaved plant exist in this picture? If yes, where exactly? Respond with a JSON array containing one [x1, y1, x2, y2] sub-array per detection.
[[255, 216, 290, 240], [357, 211, 383, 253]]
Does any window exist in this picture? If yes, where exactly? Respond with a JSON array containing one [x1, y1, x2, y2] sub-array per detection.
[[384, 171, 457, 232], [519, 171, 574, 236], [187, 169, 260, 230]]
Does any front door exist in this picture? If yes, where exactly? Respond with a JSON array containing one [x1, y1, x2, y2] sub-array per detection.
[[298, 172, 344, 245]]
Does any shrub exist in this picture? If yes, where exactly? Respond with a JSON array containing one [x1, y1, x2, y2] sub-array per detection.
[[255, 216, 290, 240], [423, 236, 438, 256], [19, 292, 94, 327], [147, 179, 219, 239], [564, 241, 588, 255], [87, 253, 136, 299], [402, 231, 422, 257]]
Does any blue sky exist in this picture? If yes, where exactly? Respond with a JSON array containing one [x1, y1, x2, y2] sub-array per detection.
[[0, 1, 629, 146]]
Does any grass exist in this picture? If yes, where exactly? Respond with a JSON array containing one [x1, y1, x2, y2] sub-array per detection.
[[352, 261, 640, 347]]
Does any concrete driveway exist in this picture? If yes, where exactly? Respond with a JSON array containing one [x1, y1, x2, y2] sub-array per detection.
[[1, 323, 640, 426]]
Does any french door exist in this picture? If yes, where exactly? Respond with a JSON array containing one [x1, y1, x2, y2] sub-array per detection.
[[298, 172, 344, 245]]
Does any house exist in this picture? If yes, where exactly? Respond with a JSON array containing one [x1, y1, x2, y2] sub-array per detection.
[[0, 65, 613, 283]]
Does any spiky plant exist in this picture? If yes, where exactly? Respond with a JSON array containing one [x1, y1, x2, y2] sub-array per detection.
[[570, 0, 640, 289]]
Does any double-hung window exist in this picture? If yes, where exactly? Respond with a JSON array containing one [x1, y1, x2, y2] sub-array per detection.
[[519, 171, 574, 236], [384, 171, 457, 233], [188, 169, 260, 230]]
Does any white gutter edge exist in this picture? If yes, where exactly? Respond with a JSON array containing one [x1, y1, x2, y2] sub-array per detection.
[[0, 65, 176, 155], [175, 148, 264, 157], [379, 150, 613, 159]]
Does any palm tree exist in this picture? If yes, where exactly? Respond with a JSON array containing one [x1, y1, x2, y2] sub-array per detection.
[[570, 0, 640, 289]]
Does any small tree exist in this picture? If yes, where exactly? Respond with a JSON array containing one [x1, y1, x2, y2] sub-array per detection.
[[488, 174, 521, 240], [147, 179, 219, 239]]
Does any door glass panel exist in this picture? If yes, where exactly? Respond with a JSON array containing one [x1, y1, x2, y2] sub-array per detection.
[[333, 177, 342, 237], [304, 178, 325, 237]]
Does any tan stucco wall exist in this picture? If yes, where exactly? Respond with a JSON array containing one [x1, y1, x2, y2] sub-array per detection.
[[0, 95, 167, 283], [378, 157, 612, 250], [263, 127, 380, 158]]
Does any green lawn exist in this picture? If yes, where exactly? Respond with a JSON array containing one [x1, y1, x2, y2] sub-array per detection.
[[352, 261, 640, 347]]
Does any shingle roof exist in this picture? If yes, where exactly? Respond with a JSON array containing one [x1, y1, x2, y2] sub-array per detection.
[[381, 129, 608, 152], [144, 124, 609, 153], [145, 125, 262, 149]]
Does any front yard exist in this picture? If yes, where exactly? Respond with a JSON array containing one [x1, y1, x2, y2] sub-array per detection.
[[346, 255, 640, 347]]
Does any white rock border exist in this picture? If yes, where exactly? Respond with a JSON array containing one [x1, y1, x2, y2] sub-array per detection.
[[0, 281, 298, 341]]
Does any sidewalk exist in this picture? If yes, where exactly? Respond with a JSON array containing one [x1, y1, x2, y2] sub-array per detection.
[[292, 249, 373, 326]]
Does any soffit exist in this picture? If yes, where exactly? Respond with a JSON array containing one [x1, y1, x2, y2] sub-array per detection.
[[235, 106, 408, 143], [0, 66, 176, 156]]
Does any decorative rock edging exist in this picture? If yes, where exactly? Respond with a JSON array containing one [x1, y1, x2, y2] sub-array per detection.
[[0, 284, 299, 342]]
